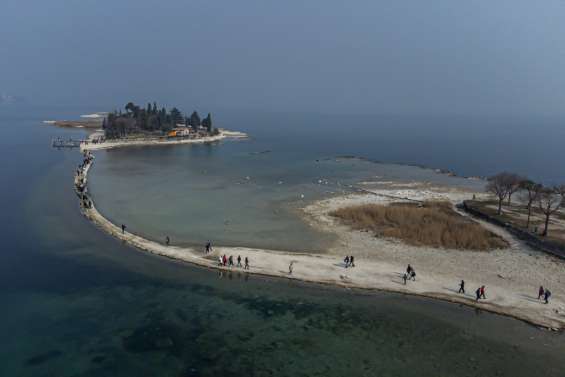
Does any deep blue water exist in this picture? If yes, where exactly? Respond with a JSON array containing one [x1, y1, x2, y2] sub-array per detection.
[[213, 110, 565, 184], [1, 105, 564, 376]]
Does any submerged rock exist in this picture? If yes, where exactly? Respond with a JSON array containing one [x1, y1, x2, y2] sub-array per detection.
[[25, 350, 62, 366], [122, 323, 179, 353]]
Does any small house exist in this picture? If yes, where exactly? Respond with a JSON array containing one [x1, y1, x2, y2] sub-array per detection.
[[169, 127, 191, 138]]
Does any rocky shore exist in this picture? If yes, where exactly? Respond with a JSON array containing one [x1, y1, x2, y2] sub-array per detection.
[[80, 129, 247, 152]]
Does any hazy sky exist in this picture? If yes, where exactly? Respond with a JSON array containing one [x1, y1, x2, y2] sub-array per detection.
[[2, 0, 565, 115]]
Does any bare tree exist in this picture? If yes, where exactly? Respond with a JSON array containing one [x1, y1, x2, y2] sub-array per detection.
[[486, 173, 512, 215], [507, 174, 526, 205], [519, 180, 542, 229], [538, 186, 563, 237]]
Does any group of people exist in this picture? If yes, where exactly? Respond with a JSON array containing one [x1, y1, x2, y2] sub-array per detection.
[[156, 238, 252, 271], [82, 136, 105, 145], [75, 152, 94, 209], [474, 285, 487, 301], [218, 254, 250, 270], [456, 280, 552, 305], [402, 264, 416, 284], [459, 281, 487, 302], [343, 255, 355, 268], [538, 286, 552, 304]]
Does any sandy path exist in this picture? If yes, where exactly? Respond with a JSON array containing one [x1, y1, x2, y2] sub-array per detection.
[[76, 158, 565, 331]]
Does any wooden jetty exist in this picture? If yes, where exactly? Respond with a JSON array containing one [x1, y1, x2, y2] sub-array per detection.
[[51, 138, 83, 149]]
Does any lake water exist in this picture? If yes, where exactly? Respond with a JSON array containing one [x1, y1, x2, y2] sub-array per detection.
[[1, 105, 565, 376], [89, 141, 484, 251]]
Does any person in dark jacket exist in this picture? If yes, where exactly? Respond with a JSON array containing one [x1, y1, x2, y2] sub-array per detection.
[[544, 289, 552, 304], [458, 280, 465, 294]]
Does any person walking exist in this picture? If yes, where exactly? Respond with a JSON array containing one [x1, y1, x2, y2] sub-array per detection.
[[538, 286, 545, 300], [222, 254, 227, 267], [458, 280, 465, 294], [237, 255, 242, 267], [544, 289, 551, 304], [244, 257, 250, 270], [121, 224, 126, 234], [475, 287, 481, 301], [344, 256, 350, 268], [205, 241, 212, 254], [289, 261, 294, 275], [350, 255, 355, 267], [480, 286, 486, 299], [166, 236, 170, 246], [402, 273, 408, 285], [218, 255, 223, 266], [228, 255, 234, 267]]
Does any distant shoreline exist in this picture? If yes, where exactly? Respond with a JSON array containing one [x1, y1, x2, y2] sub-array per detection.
[[74, 147, 565, 331], [44, 119, 103, 129]]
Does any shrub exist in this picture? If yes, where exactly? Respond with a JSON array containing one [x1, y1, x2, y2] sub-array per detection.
[[330, 201, 508, 251]]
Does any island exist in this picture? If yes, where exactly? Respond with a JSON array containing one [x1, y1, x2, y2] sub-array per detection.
[[75, 102, 247, 151]]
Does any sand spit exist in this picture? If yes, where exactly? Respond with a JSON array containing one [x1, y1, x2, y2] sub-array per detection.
[[75, 158, 565, 331], [80, 129, 247, 152]]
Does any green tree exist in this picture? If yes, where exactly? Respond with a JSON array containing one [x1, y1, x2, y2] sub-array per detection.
[[147, 114, 159, 131], [159, 108, 167, 127], [125, 102, 136, 115], [138, 109, 148, 129], [170, 107, 182, 125], [202, 113, 213, 132], [190, 111, 201, 131]]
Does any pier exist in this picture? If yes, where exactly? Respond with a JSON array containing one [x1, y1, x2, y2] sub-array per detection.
[[51, 138, 83, 149]]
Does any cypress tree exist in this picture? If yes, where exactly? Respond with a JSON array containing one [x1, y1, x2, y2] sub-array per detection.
[[190, 111, 201, 131], [205, 113, 212, 132]]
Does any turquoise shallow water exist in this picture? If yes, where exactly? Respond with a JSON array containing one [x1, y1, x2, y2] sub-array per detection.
[[1, 107, 565, 376], [88, 137, 484, 252]]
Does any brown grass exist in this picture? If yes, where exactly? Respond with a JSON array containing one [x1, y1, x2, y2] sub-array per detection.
[[330, 201, 508, 251]]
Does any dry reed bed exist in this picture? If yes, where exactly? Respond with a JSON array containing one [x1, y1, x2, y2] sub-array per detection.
[[330, 201, 508, 251]]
